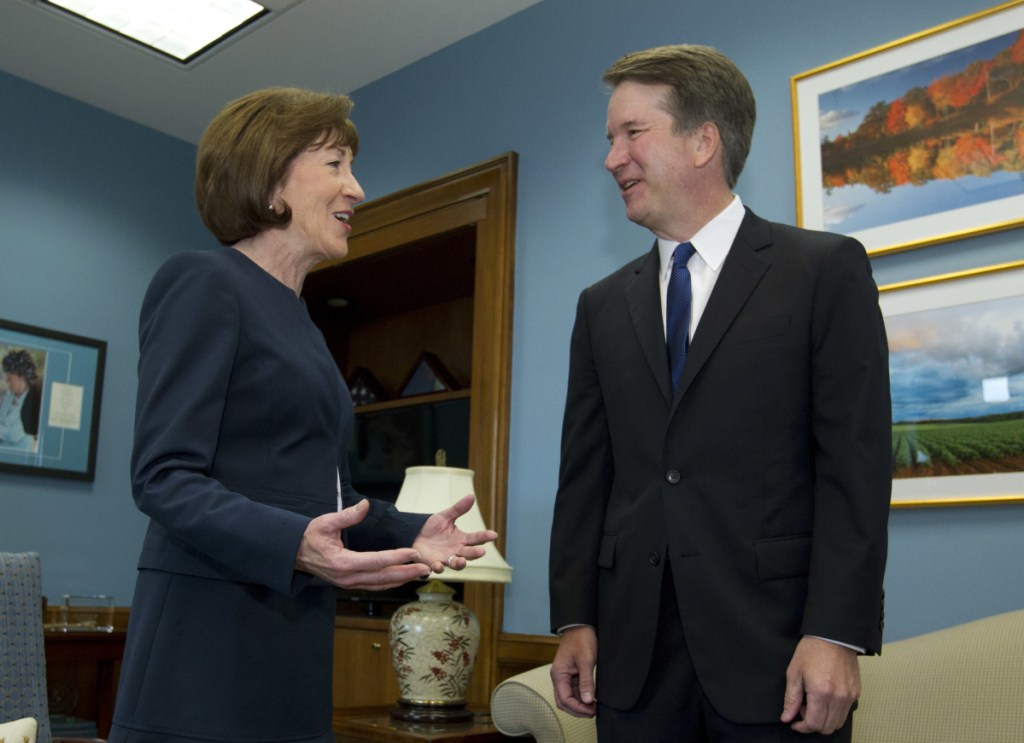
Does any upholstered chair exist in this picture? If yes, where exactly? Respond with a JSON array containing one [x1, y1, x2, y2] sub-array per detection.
[[1, 553, 53, 743]]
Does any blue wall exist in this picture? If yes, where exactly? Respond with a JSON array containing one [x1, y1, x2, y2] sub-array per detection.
[[1, 0, 1022, 643], [0, 70, 215, 601], [347, 0, 1024, 641]]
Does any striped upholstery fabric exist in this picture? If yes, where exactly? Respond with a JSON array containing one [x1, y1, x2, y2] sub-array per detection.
[[855, 608, 1024, 743], [491, 664, 596, 743], [0, 553, 52, 743], [489, 609, 1024, 742]]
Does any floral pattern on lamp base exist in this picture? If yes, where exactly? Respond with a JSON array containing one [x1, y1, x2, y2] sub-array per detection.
[[389, 579, 480, 722]]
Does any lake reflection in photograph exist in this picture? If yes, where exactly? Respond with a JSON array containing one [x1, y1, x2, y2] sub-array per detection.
[[819, 29, 1024, 234]]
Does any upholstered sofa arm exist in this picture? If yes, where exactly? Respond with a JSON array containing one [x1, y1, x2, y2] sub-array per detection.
[[490, 664, 597, 743], [854, 608, 1024, 743], [0, 716, 38, 742], [491, 609, 1024, 743]]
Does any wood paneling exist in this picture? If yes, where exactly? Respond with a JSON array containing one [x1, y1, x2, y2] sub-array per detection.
[[332, 616, 402, 710], [496, 633, 558, 683], [311, 154, 517, 709]]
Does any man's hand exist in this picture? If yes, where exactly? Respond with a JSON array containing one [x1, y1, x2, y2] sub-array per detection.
[[551, 625, 598, 718], [295, 500, 430, 590], [781, 636, 860, 735]]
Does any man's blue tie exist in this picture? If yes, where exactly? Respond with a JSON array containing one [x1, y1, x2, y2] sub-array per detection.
[[666, 242, 696, 393]]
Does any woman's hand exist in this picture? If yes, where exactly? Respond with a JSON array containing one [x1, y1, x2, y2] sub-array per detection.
[[412, 494, 498, 573], [295, 500, 430, 590]]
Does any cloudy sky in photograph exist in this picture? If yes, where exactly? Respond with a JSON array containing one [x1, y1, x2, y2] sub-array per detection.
[[887, 293, 1024, 422]]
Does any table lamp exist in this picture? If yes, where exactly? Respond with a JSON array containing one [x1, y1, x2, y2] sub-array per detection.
[[389, 457, 512, 723]]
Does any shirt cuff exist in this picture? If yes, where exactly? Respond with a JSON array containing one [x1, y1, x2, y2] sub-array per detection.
[[556, 623, 593, 635], [806, 635, 866, 654]]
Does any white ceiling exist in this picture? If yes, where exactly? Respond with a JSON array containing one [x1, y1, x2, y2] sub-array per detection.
[[0, 0, 542, 144]]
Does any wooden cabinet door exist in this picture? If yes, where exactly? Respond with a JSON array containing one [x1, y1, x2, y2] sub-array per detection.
[[333, 618, 402, 709]]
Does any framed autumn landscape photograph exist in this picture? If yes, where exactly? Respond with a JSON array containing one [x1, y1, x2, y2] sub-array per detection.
[[879, 260, 1024, 507], [792, 0, 1024, 255]]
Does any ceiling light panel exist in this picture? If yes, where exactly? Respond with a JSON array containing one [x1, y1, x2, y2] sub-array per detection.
[[43, 0, 267, 62]]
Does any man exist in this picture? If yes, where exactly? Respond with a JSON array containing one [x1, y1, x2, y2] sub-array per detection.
[[549, 44, 891, 741]]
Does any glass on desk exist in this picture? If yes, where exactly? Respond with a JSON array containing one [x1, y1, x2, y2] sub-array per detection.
[[56, 594, 115, 632]]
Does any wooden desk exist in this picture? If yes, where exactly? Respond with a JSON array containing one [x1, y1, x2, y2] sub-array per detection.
[[334, 707, 518, 742], [44, 630, 126, 739]]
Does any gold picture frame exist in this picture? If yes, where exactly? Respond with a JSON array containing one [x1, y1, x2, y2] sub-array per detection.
[[792, 0, 1024, 256], [879, 260, 1024, 507]]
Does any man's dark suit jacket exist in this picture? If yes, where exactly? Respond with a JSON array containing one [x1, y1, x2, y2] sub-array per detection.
[[549, 208, 891, 724]]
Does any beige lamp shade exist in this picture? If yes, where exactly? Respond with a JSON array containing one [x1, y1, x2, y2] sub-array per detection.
[[394, 465, 512, 584]]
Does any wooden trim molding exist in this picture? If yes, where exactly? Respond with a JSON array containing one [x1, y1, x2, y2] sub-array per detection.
[[496, 632, 559, 683], [339, 153, 518, 705], [43, 604, 131, 632]]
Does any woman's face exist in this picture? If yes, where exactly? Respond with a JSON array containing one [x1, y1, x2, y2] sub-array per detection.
[[273, 143, 364, 263], [4, 372, 27, 395]]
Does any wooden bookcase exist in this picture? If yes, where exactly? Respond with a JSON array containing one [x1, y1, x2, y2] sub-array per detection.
[[302, 153, 517, 714]]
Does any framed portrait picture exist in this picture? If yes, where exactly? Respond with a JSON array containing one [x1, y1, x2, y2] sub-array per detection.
[[792, 0, 1024, 256], [0, 319, 106, 481], [879, 260, 1024, 506]]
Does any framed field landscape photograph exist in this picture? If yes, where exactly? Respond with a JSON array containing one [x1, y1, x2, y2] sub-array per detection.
[[792, 1, 1024, 255], [0, 319, 106, 481], [879, 260, 1024, 506]]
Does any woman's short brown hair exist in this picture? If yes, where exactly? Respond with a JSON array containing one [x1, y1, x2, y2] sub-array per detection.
[[195, 87, 360, 246]]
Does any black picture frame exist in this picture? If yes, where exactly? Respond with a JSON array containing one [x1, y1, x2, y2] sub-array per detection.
[[0, 319, 106, 481]]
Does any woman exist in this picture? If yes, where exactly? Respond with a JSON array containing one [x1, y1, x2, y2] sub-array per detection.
[[0, 349, 40, 450], [108, 88, 495, 743]]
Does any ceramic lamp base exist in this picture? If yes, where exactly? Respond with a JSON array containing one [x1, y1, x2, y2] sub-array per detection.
[[390, 579, 480, 721]]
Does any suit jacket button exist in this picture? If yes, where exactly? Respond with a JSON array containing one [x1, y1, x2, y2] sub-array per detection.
[[666, 469, 681, 484], [648, 552, 660, 566]]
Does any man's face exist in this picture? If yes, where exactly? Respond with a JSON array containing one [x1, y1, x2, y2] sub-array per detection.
[[605, 81, 702, 239]]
